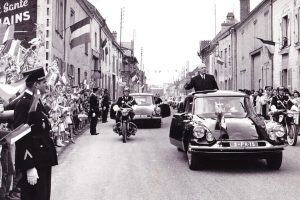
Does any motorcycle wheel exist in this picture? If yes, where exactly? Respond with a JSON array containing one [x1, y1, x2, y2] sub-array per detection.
[[122, 122, 127, 143], [287, 124, 298, 146]]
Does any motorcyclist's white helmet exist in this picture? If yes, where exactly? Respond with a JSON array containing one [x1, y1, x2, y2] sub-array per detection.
[[124, 87, 130, 92]]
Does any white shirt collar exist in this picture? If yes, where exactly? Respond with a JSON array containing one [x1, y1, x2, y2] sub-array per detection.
[[25, 89, 33, 95]]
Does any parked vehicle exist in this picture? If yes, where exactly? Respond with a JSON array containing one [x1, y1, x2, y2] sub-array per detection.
[[169, 90, 286, 170]]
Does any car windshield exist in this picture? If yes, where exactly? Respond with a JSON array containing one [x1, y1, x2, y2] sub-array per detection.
[[133, 95, 153, 106], [194, 96, 248, 118]]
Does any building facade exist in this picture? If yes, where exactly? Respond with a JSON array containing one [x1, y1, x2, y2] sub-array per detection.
[[236, 0, 272, 91], [273, 0, 300, 91]]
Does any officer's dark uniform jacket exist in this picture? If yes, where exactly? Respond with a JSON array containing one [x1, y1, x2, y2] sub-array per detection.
[[89, 93, 100, 117], [116, 96, 137, 108], [14, 90, 58, 171], [271, 95, 294, 110]]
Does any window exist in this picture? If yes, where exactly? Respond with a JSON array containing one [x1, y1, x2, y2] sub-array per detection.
[[282, 15, 289, 48], [298, 8, 300, 43], [46, 41, 49, 49], [228, 45, 231, 66], [47, 8, 49, 16], [224, 48, 227, 68], [85, 43, 88, 55], [46, 30, 49, 37], [95, 32, 97, 48], [70, 9, 75, 25], [78, 68, 81, 85], [55, 0, 64, 37], [46, 52, 49, 60]]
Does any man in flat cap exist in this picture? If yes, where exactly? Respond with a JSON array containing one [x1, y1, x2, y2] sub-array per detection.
[[13, 67, 58, 200], [89, 87, 100, 135], [184, 64, 218, 91]]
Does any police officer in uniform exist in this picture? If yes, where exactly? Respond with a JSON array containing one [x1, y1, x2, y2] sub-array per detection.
[[115, 87, 137, 124], [89, 87, 100, 135], [14, 67, 58, 200]]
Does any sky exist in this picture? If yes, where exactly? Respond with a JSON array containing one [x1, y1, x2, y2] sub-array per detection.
[[88, 0, 262, 86]]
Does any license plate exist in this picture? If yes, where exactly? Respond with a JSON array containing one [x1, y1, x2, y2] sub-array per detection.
[[230, 141, 258, 148], [137, 115, 147, 118]]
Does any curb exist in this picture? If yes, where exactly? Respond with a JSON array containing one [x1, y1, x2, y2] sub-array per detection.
[[56, 124, 90, 157]]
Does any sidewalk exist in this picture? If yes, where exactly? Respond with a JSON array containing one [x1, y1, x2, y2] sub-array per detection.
[[56, 124, 90, 156]]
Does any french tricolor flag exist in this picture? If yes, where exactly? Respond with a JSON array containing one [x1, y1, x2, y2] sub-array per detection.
[[70, 17, 91, 49]]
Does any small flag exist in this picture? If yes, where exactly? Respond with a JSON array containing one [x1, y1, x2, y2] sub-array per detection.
[[1, 124, 31, 144], [256, 37, 275, 54], [70, 17, 91, 49], [1, 25, 15, 44], [2, 40, 21, 57]]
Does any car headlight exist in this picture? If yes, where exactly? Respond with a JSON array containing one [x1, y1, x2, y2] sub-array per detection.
[[273, 125, 285, 138], [193, 126, 206, 139], [206, 132, 215, 143]]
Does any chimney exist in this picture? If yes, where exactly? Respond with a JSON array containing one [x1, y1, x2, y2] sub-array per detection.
[[240, 0, 250, 22], [112, 31, 117, 41]]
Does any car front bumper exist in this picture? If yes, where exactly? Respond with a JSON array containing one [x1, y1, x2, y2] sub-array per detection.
[[133, 115, 161, 120], [188, 140, 286, 159]]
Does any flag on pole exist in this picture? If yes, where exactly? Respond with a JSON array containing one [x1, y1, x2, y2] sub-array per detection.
[[256, 37, 275, 54], [0, 25, 15, 44], [70, 17, 91, 49], [2, 40, 21, 57]]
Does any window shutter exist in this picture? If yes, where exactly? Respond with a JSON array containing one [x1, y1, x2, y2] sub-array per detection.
[[295, 14, 299, 44]]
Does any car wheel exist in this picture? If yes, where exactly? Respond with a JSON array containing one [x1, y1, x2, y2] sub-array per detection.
[[177, 147, 184, 152], [266, 152, 282, 170], [186, 151, 204, 170], [156, 119, 161, 128]]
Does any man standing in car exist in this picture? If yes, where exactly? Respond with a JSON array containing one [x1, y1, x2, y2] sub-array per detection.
[[184, 64, 218, 91]]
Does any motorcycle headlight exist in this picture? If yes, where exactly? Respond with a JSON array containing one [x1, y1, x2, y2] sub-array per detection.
[[155, 107, 161, 115], [121, 109, 129, 116], [193, 126, 206, 139], [273, 125, 285, 138], [268, 131, 277, 141]]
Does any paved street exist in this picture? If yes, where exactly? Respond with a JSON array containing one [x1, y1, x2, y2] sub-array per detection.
[[51, 114, 300, 200]]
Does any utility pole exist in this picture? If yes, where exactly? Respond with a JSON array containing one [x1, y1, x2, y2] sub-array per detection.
[[214, 3, 216, 36], [141, 47, 143, 70], [120, 7, 124, 49]]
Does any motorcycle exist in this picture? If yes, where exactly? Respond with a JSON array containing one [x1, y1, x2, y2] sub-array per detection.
[[269, 109, 298, 146], [113, 104, 138, 143]]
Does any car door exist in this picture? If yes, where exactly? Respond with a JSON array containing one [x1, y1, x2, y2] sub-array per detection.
[[169, 96, 193, 147]]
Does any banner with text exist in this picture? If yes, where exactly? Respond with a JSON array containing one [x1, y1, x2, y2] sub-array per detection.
[[0, 0, 37, 48]]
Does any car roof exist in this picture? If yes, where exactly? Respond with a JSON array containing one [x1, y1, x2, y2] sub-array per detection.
[[130, 93, 154, 96], [186, 90, 247, 97]]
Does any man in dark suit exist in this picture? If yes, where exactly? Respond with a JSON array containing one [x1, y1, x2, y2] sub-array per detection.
[[89, 87, 100, 135], [101, 89, 110, 123], [14, 67, 58, 200], [184, 64, 218, 91]]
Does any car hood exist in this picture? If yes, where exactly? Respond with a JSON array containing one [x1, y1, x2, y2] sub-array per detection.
[[134, 105, 155, 115], [193, 115, 260, 140]]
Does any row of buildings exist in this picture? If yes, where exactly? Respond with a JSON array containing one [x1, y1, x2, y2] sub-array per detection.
[[199, 0, 300, 92], [2, 0, 147, 101]]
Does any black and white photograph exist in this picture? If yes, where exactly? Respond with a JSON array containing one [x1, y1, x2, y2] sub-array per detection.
[[0, 0, 300, 199]]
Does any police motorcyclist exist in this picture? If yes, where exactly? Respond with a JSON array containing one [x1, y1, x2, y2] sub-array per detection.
[[113, 87, 137, 132], [270, 86, 295, 121]]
